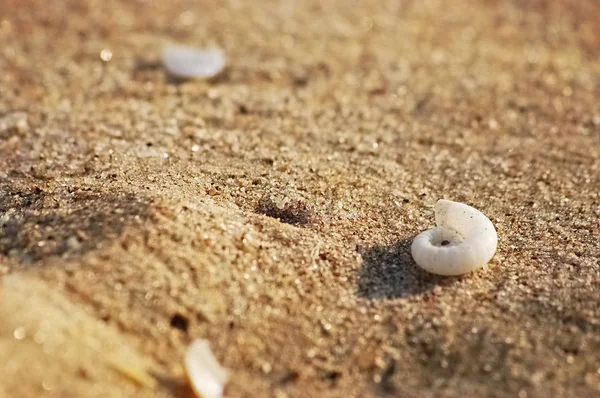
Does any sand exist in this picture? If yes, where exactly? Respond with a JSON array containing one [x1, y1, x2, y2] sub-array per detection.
[[0, 0, 599, 397]]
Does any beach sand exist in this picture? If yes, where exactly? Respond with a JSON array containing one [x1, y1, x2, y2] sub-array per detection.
[[1, 0, 599, 397]]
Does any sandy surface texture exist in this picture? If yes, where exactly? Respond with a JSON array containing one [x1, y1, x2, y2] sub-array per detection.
[[1, 0, 599, 397]]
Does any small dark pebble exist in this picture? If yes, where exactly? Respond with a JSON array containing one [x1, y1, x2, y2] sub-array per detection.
[[170, 313, 190, 332]]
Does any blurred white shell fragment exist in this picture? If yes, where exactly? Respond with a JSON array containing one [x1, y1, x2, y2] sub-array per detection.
[[411, 199, 497, 276], [161, 44, 225, 79], [185, 339, 229, 398]]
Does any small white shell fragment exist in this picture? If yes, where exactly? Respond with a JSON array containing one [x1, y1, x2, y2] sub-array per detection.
[[185, 339, 229, 398], [161, 44, 225, 79], [411, 199, 497, 276]]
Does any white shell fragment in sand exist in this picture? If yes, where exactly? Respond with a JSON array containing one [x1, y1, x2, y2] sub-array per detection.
[[161, 44, 225, 79], [185, 339, 229, 398], [411, 199, 497, 276]]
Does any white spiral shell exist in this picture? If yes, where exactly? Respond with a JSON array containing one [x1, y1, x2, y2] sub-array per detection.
[[411, 199, 497, 276]]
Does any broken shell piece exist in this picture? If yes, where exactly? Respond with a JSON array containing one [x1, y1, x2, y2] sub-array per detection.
[[185, 339, 229, 398], [105, 353, 157, 388], [411, 199, 497, 276], [161, 44, 225, 79]]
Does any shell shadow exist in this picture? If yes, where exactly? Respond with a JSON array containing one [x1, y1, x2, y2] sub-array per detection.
[[151, 373, 196, 398], [0, 182, 150, 265], [164, 68, 230, 85], [356, 237, 458, 300]]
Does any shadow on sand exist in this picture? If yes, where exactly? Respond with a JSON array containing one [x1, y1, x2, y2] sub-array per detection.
[[357, 237, 459, 300], [0, 182, 150, 265]]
